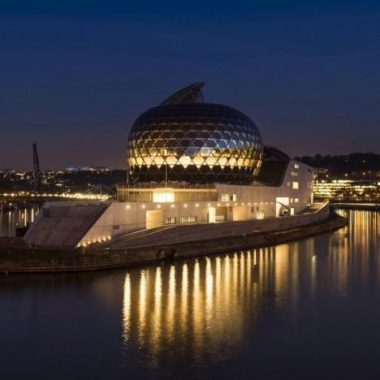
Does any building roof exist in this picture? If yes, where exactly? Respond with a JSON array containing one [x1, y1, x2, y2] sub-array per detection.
[[161, 82, 205, 105], [255, 146, 290, 186]]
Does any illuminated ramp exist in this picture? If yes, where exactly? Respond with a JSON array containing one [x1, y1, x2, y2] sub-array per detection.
[[24, 201, 111, 248]]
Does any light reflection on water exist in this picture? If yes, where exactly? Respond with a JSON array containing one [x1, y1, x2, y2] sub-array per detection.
[[122, 254, 258, 369], [0, 207, 39, 237], [116, 210, 380, 376], [1, 210, 380, 379]]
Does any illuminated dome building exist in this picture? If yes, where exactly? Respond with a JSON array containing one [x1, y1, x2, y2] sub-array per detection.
[[25, 83, 316, 249], [127, 83, 263, 185]]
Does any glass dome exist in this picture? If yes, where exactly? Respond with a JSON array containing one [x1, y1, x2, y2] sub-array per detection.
[[127, 84, 263, 185]]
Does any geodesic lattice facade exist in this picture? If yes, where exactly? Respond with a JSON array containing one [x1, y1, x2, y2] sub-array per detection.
[[127, 102, 263, 185]]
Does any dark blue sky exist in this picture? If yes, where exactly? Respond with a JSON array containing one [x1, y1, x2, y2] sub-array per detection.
[[1, 0, 379, 170]]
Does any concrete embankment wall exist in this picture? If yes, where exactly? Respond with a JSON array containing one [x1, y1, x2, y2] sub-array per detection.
[[108, 202, 330, 249], [170, 215, 345, 259], [0, 211, 347, 274]]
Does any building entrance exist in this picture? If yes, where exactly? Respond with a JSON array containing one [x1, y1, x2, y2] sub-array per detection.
[[146, 210, 163, 229]]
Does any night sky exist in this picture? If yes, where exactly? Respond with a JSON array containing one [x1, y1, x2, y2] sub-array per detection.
[[1, 1, 380, 170]]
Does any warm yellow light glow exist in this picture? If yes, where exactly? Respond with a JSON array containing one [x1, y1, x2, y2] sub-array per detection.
[[218, 157, 228, 167], [122, 274, 131, 343], [256, 211, 265, 220], [237, 158, 244, 168], [121, 250, 314, 366], [193, 155, 203, 168], [166, 156, 177, 167], [0, 191, 109, 201], [153, 190, 175, 203], [205, 258, 214, 310], [167, 266, 176, 336], [179, 155, 191, 168], [154, 156, 164, 167], [138, 271, 147, 334], [208, 207, 216, 223], [144, 157, 154, 166], [151, 267, 162, 355], [205, 156, 217, 167]]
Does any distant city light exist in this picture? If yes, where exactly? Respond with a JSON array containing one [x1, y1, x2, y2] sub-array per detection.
[[0, 191, 110, 201]]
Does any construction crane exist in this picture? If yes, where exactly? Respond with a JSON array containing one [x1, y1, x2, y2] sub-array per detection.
[[32, 143, 42, 191]]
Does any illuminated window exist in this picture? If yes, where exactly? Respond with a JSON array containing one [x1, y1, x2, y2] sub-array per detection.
[[237, 158, 244, 168], [179, 156, 191, 168], [294, 163, 300, 169], [144, 157, 154, 166], [180, 216, 197, 223], [220, 193, 237, 202], [292, 182, 299, 190], [205, 156, 217, 167], [154, 156, 164, 166], [153, 190, 175, 203], [165, 217, 176, 224], [166, 156, 177, 167], [218, 157, 228, 167]]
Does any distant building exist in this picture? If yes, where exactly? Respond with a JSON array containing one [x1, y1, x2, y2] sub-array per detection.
[[65, 166, 110, 173], [314, 179, 380, 201]]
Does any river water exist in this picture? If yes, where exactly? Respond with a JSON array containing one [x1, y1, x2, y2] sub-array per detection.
[[1, 210, 380, 379], [0, 206, 38, 237]]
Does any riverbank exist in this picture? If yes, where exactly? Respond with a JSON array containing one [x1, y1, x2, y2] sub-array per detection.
[[0, 212, 347, 274]]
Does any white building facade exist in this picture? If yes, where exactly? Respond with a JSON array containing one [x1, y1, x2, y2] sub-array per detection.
[[75, 159, 313, 247]]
